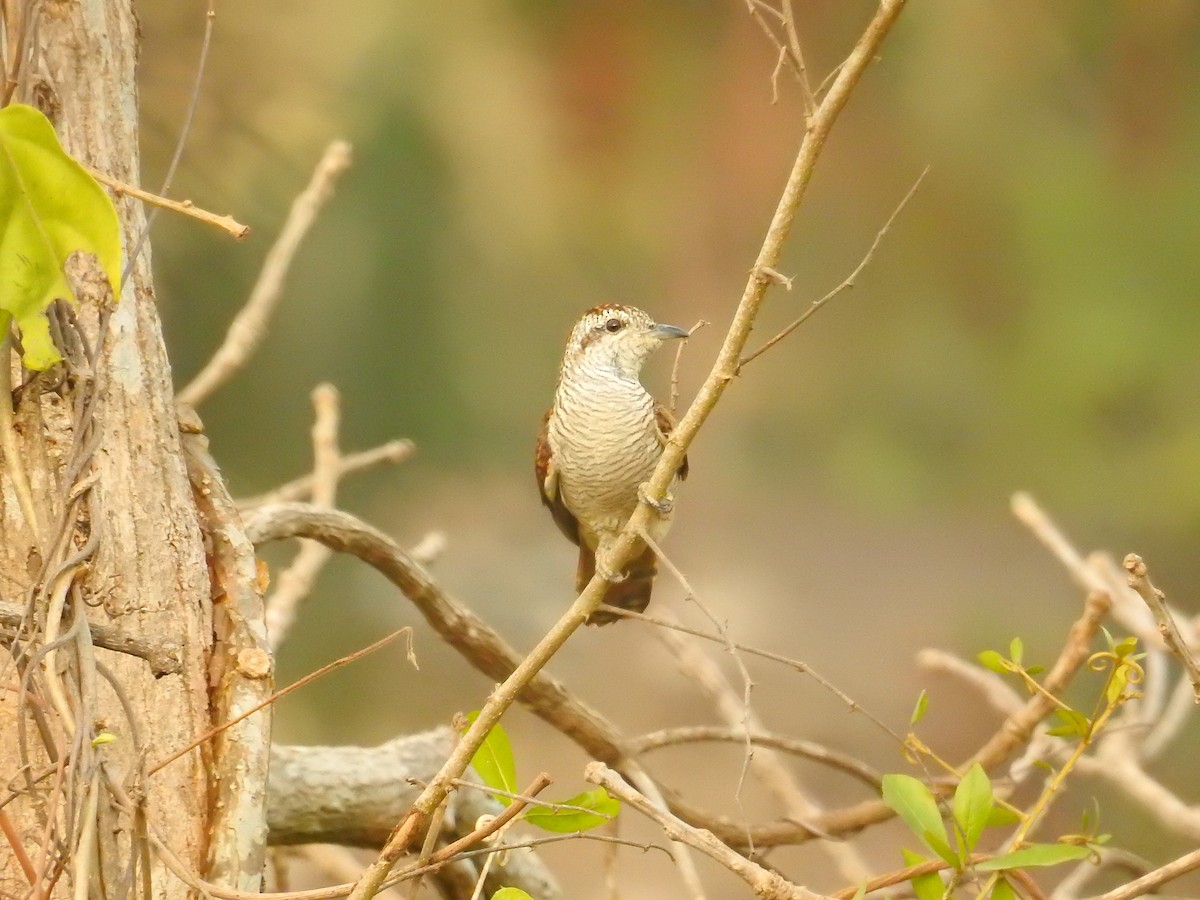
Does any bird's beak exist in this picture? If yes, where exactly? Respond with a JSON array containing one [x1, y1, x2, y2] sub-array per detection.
[[651, 323, 690, 340]]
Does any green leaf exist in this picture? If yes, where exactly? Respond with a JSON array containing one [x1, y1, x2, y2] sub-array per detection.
[[0, 104, 121, 369], [952, 763, 993, 855], [882, 774, 956, 866], [1047, 708, 1090, 739], [901, 849, 945, 900], [1025, 664, 1045, 676], [985, 805, 1021, 828], [523, 788, 619, 833], [975, 843, 1090, 871], [911, 689, 929, 726], [1106, 663, 1130, 705], [977, 650, 1008, 674], [1113, 636, 1138, 659], [491, 890, 533, 900], [1009, 638, 1023, 665], [463, 711, 517, 805], [990, 876, 1017, 900]]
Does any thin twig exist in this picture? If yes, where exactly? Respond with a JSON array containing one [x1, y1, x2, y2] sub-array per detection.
[[265, 384, 342, 649], [639, 534, 760, 828], [124, 0, 225, 281], [236, 439, 415, 509], [631, 726, 882, 788], [148, 627, 414, 776], [90, 166, 248, 240], [1124, 553, 1200, 702], [781, 1, 817, 113], [586, 762, 830, 900], [669, 319, 708, 415], [609, 606, 905, 745], [1089, 847, 1200, 900], [1010, 492, 1109, 594], [738, 166, 929, 370], [177, 140, 354, 407]]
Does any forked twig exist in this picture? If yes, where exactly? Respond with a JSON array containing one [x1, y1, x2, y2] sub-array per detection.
[[586, 762, 829, 900], [738, 165, 929, 370]]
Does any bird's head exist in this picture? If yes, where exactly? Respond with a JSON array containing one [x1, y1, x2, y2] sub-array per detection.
[[562, 304, 689, 380]]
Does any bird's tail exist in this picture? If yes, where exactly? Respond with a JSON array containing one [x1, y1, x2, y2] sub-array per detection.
[[576, 543, 658, 626]]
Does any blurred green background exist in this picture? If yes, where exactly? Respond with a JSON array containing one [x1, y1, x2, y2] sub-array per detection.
[[139, 1, 1198, 895]]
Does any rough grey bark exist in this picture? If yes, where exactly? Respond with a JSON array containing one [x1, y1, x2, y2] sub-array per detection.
[[0, 0, 267, 896], [268, 729, 563, 899]]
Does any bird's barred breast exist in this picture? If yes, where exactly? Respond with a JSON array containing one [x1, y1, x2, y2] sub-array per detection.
[[550, 372, 662, 528]]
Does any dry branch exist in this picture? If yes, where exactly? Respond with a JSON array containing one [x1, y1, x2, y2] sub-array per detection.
[[1089, 846, 1200, 900], [236, 440, 415, 510], [0, 598, 181, 675], [1124, 553, 1200, 702], [87, 166, 249, 239], [177, 140, 354, 407], [242, 501, 891, 853], [266, 384, 343, 649], [586, 762, 830, 900], [631, 727, 882, 789]]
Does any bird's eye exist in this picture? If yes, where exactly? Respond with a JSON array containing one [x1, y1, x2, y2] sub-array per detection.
[[604, 318, 623, 333]]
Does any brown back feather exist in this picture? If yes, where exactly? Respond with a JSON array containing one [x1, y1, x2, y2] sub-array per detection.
[[534, 408, 580, 545]]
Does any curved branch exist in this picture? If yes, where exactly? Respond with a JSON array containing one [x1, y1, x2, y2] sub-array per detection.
[[631, 727, 882, 790], [244, 502, 889, 851]]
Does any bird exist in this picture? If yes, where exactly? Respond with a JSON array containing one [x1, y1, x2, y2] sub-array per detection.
[[535, 304, 690, 624]]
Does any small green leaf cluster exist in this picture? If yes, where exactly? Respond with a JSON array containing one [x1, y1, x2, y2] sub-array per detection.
[[978, 631, 1143, 742], [462, 711, 620, 834], [882, 764, 1089, 899]]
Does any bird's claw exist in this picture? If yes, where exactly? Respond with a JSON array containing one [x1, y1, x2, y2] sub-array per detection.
[[596, 563, 627, 583], [638, 483, 674, 514]]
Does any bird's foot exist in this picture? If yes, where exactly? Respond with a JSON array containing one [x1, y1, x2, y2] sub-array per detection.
[[638, 483, 674, 514], [595, 562, 628, 583]]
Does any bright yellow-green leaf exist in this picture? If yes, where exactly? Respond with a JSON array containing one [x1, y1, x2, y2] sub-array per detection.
[[1106, 663, 1130, 706], [91, 731, 117, 747], [882, 774, 956, 867], [1009, 637, 1023, 665], [985, 805, 1021, 828], [901, 848, 944, 900], [910, 689, 929, 726], [462, 711, 517, 805], [976, 843, 1090, 871], [523, 788, 619, 833], [990, 876, 1017, 900], [977, 650, 1008, 674], [952, 763, 993, 856], [0, 104, 121, 369], [491, 890, 533, 900], [1047, 708, 1090, 739]]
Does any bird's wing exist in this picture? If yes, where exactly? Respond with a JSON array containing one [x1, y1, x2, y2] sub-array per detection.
[[535, 407, 581, 545], [654, 404, 690, 481]]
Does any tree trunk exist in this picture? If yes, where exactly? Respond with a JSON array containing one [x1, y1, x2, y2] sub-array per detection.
[[0, 1, 271, 896]]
